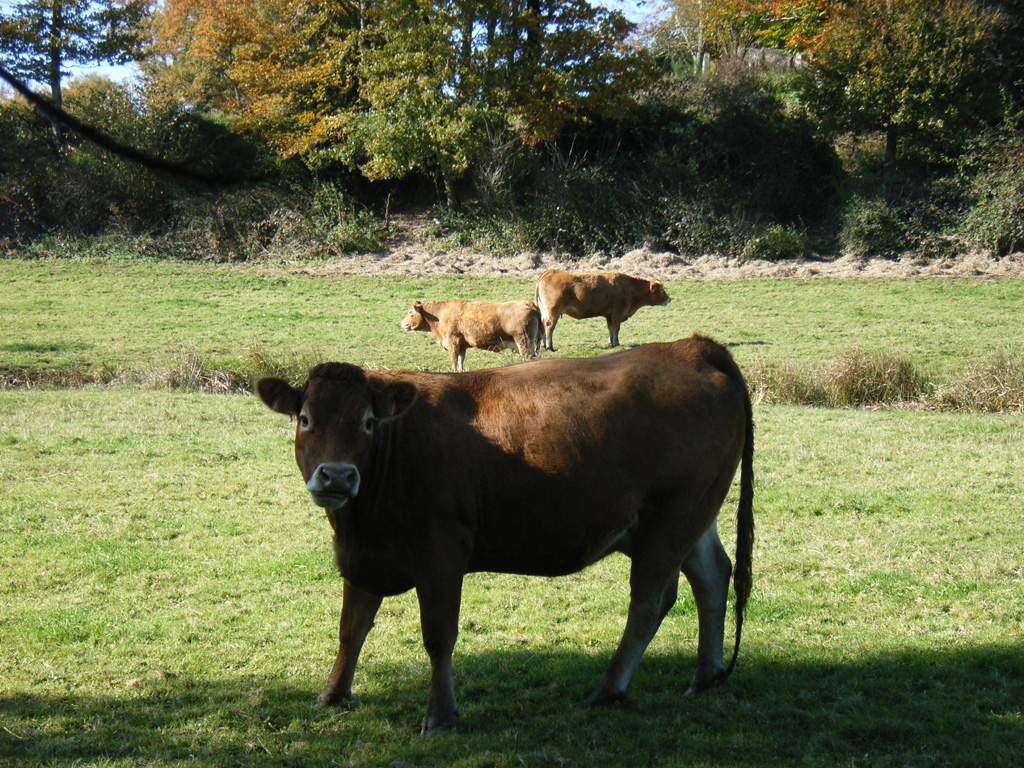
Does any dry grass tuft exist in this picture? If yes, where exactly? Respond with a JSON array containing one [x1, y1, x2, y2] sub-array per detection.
[[751, 349, 927, 408], [932, 349, 1024, 413], [822, 349, 926, 407]]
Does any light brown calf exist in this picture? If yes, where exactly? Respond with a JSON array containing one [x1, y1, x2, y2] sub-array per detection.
[[400, 298, 541, 372], [534, 268, 671, 351]]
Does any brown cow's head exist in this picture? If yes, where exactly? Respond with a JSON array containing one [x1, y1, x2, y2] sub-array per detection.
[[648, 280, 671, 307], [400, 300, 430, 332], [257, 363, 418, 510]]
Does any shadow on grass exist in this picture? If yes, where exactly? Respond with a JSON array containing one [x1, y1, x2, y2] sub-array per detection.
[[2, 644, 1022, 767]]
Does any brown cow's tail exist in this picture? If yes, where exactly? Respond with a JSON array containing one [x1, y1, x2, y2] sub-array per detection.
[[724, 383, 754, 680]]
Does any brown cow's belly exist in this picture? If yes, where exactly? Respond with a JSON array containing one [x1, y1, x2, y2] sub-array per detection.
[[467, 520, 633, 577]]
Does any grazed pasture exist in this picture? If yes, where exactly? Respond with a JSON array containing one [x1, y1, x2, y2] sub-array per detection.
[[1, 259, 1022, 767]]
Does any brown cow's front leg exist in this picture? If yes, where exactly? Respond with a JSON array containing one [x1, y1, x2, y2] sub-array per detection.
[[415, 575, 464, 733], [316, 579, 383, 709]]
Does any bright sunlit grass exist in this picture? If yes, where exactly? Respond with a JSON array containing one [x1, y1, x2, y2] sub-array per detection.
[[2, 388, 1021, 767]]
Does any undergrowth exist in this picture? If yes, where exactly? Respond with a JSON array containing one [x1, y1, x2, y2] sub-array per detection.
[[5, 348, 1024, 413]]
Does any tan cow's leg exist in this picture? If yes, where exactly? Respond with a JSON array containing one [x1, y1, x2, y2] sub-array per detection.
[[681, 521, 733, 694], [416, 576, 464, 733], [541, 313, 558, 351], [316, 579, 383, 709], [513, 334, 534, 361], [606, 317, 622, 347]]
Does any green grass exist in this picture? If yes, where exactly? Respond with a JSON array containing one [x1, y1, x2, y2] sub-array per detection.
[[2, 389, 1022, 767], [2, 258, 1022, 765], [2, 259, 1023, 385]]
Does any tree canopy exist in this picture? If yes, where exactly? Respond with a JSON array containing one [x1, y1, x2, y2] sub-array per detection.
[[147, 0, 652, 191], [802, 0, 1004, 163], [0, 0, 146, 141]]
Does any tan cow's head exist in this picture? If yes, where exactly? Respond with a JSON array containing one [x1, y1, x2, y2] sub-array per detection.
[[400, 300, 430, 332], [649, 280, 671, 307], [257, 363, 418, 509]]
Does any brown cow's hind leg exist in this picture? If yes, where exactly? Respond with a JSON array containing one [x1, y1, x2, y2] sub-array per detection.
[[681, 521, 733, 694], [316, 579, 383, 709], [589, 558, 681, 707], [541, 314, 558, 351]]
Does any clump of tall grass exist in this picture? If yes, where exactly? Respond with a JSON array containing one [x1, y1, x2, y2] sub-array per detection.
[[823, 350, 927, 407], [0, 363, 121, 389], [134, 352, 244, 393], [133, 346, 328, 393], [932, 350, 1024, 412], [241, 345, 328, 389], [751, 350, 928, 408], [749, 359, 829, 406]]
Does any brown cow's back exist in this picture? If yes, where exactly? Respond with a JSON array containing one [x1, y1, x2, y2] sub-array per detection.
[[366, 336, 745, 576]]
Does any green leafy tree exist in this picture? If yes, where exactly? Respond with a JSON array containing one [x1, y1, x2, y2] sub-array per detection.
[[0, 0, 147, 143], [148, 0, 653, 197], [341, 0, 653, 197], [802, 0, 1004, 164]]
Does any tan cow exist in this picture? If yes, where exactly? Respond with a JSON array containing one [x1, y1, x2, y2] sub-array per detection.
[[534, 268, 671, 351], [400, 298, 541, 372], [257, 336, 754, 733]]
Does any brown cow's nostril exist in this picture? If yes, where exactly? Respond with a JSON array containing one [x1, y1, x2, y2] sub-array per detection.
[[311, 463, 360, 497]]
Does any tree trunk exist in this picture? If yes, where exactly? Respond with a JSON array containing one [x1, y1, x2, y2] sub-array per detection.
[[885, 123, 898, 165], [46, 3, 65, 147]]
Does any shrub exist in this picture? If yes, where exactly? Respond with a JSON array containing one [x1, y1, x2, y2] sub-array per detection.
[[740, 225, 810, 262], [962, 137, 1024, 255], [658, 199, 748, 256], [839, 197, 916, 257]]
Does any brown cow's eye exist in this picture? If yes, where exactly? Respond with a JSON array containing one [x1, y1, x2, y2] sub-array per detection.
[[364, 417, 377, 435], [299, 414, 310, 429]]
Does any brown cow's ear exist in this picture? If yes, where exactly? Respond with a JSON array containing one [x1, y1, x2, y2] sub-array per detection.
[[372, 380, 419, 423], [257, 377, 302, 416]]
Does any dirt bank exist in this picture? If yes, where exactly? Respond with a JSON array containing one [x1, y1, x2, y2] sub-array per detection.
[[276, 247, 1024, 281]]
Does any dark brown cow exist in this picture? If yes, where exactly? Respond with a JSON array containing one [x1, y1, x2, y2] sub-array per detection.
[[400, 299, 542, 372], [534, 268, 672, 351], [257, 336, 754, 733]]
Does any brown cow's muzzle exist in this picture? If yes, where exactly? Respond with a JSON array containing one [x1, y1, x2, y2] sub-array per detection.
[[306, 462, 360, 509]]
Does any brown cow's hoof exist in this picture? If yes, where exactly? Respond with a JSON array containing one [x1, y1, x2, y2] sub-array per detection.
[[314, 688, 351, 710], [420, 707, 461, 735], [686, 667, 728, 695]]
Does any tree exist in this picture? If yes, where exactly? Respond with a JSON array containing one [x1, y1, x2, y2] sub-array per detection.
[[0, 0, 147, 144], [335, 0, 653, 199], [641, 1, 832, 75], [148, 0, 654, 197], [802, 0, 1004, 164]]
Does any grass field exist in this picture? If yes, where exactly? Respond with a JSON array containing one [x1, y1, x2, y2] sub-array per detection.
[[3, 259, 1023, 383], [2, 258, 1023, 767]]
